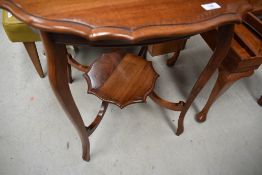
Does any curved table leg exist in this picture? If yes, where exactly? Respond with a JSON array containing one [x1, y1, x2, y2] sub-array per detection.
[[196, 69, 254, 122], [40, 32, 91, 161], [176, 24, 235, 136]]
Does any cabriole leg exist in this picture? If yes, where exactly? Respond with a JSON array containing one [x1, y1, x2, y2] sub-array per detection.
[[196, 69, 254, 122], [40, 32, 90, 161], [176, 24, 235, 136]]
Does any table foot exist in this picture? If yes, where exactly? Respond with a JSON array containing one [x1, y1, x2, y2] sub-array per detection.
[[176, 119, 184, 136], [82, 143, 90, 161], [196, 111, 207, 123]]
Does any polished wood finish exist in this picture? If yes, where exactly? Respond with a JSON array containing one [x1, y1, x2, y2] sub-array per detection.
[[163, 25, 235, 134], [0, 0, 251, 43], [165, 39, 188, 66], [0, 0, 252, 161], [165, 24, 262, 121], [23, 42, 44, 78], [201, 27, 262, 73], [166, 39, 187, 67], [148, 39, 187, 66], [196, 8, 262, 122], [245, 12, 262, 36], [150, 92, 185, 111], [196, 69, 254, 122], [86, 101, 108, 136], [176, 24, 235, 135], [40, 31, 90, 161], [67, 53, 90, 83], [148, 39, 186, 57], [68, 54, 90, 73], [83, 51, 186, 139], [84, 51, 159, 108]]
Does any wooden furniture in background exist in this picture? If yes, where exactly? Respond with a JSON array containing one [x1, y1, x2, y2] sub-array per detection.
[[165, 6, 262, 121], [2, 10, 44, 78], [0, 0, 251, 161], [196, 7, 262, 122], [2, 10, 80, 80], [23, 42, 44, 77], [148, 39, 187, 66]]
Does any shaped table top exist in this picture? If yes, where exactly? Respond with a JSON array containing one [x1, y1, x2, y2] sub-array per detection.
[[0, 0, 252, 43]]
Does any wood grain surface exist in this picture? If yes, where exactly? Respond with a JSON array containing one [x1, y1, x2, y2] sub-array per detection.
[[0, 0, 252, 42], [84, 51, 159, 108]]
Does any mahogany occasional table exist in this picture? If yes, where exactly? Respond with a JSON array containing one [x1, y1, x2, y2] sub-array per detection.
[[0, 0, 252, 161]]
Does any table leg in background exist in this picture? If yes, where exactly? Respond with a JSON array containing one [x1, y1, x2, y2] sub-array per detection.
[[176, 24, 235, 135]]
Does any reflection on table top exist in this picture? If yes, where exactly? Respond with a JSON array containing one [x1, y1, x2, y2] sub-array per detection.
[[0, 0, 252, 42]]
